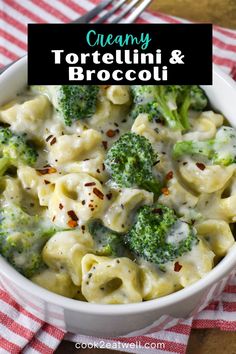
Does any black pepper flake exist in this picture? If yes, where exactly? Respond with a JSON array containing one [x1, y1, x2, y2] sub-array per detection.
[[82, 200, 86, 205], [106, 193, 113, 200], [88, 273, 92, 278], [153, 160, 160, 166], [116, 260, 120, 264]]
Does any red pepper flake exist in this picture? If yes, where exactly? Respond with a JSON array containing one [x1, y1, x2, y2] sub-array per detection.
[[37, 167, 57, 175], [88, 204, 93, 207], [67, 210, 78, 221], [93, 187, 104, 200], [174, 262, 182, 272], [59, 203, 63, 210], [196, 162, 206, 170], [44, 180, 50, 185], [50, 137, 57, 145], [84, 182, 96, 187], [102, 141, 108, 150], [106, 193, 113, 200], [106, 129, 116, 138], [46, 134, 53, 142], [67, 220, 77, 228], [161, 187, 170, 196], [166, 171, 173, 180]]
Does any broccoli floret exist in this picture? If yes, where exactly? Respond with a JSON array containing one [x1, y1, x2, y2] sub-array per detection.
[[105, 132, 161, 195], [0, 127, 37, 176], [173, 126, 236, 166], [130, 85, 207, 130], [0, 204, 57, 277], [124, 204, 198, 266], [88, 220, 126, 257], [178, 85, 208, 129], [34, 85, 99, 126]]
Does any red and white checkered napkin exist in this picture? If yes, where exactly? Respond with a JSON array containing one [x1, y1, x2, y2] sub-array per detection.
[[0, 1, 236, 353]]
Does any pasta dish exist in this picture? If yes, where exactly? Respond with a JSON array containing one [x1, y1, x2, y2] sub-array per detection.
[[0, 84, 234, 304]]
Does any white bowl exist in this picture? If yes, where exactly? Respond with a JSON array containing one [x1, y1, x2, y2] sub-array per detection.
[[0, 56, 236, 337]]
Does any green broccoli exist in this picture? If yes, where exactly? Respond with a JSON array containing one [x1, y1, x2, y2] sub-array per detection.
[[178, 85, 208, 129], [130, 85, 207, 130], [0, 204, 57, 277], [33, 85, 99, 126], [88, 220, 126, 257], [0, 126, 37, 176], [104, 132, 161, 195], [173, 126, 236, 166], [124, 203, 198, 266]]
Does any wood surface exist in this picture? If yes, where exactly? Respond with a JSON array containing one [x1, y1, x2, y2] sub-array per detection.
[[57, 0, 236, 353]]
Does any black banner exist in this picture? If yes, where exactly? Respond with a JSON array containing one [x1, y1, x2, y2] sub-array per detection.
[[28, 23, 212, 85]]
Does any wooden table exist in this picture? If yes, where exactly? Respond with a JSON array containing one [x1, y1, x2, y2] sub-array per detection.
[[56, 0, 236, 352]]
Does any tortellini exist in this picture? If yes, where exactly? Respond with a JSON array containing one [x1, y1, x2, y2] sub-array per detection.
[[43, 230, 94, 286], [197, 176, 236, 222], [195, 220, 235, 258], [106, 85, 130, 105], [168, 240, 215, 287], [158, 176, 199, 221], [140, 263, 180, 300], [131, 114, 180, 175], [17, 166, 58, 206], [47, 129, 103, 166], [48, 173, 106, 227], [179, 160, 235, 194], [102, 188, 153, 232], [81, 254, 142, 304], [31, 269, 79, 298], [0, 95, 51, 138]]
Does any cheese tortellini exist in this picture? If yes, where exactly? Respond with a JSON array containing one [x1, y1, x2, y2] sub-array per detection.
[[81, 254, 142, 304], [0, 85, 235, 305]]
